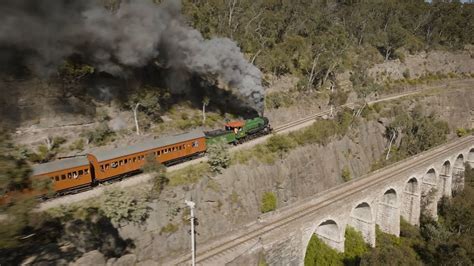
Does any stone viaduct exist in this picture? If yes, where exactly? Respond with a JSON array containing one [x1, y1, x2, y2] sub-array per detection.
[[168, 136, 474, 266]]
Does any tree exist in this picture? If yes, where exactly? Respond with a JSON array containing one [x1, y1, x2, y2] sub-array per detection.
[[207, 141, 230, 174], [202, 96, 210, 125], [142, 154, 169, 196], [127, 88, 162, 135]]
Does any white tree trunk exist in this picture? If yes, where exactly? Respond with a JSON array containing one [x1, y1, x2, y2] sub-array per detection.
[[133, 103, 141, 135], [202, 104, 206, 124], [385, 132, 396, 160]]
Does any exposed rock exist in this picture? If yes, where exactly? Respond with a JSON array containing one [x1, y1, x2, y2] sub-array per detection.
[[113, 254, 137, 266], [71, 251, 106, 266]]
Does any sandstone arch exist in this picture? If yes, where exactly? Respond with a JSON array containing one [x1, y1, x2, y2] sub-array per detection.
[[439, 161, 452, 197], [421, 168, 439, 218], [468, 148, 474, 165], [349, 202, 375, 247], [376, 188, 400, 236], [315, 219, 344, 251], [401, 178, 421, 226], [453, 154, 465, 193]]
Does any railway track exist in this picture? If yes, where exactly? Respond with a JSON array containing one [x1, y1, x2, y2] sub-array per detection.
[[169, 135, 474, 265], [39, 80, 468, 210]]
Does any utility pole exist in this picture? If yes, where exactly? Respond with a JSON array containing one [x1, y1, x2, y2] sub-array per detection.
[[185, 200, 196, 266]]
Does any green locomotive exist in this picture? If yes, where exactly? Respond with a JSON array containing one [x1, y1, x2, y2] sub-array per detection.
[[205, 117, 272, 146]]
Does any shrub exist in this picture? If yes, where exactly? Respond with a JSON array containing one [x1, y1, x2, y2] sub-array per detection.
[[305, 235, 343, 266], [261, 191, 277, 213], [207, 141, 231, 174], [69, 139, 85, 151], [343, 226, 368, 265], [142, 155, 169, 196], [341, 166, 352, 182], [456, 128, 471, 137], [82, 124, 115, 146], [265, 134, 296, 155], [100, 189, 149, 225], [160, 223, 179, 235]]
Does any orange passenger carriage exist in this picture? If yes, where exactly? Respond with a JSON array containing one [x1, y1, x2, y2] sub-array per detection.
[[31, 157, 92, 195], [88, 131, 206, 182]]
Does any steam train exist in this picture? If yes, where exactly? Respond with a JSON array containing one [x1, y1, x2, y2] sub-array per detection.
[[30, 117, 272, 196]]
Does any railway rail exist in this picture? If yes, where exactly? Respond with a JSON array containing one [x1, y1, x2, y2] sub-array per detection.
[[168, 135, 474, 265], [38, 80, 467, 210]]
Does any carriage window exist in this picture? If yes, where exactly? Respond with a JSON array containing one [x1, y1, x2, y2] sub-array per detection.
[[111, 162, 118, 168], [50, 177, 54, 181], [79, 170, 83, 175], [133, 157, 136, 162], [56, 176, 60, 181], [84, 169, 89, 174], [105, 164, 109, 169], [62, 175, 66, 180], [192, 141, 199, 147], [72, 172, 78, 179]]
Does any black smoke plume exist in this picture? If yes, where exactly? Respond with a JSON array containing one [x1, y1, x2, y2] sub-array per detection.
[[0, 0, 264, 113]]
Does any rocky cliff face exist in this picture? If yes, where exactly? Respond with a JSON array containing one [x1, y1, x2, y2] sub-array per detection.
[[368, 48, 474, 82], [106, 87, 473, 265]]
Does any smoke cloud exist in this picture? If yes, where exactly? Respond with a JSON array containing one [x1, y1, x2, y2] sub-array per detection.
[[0, 0, 264, 113]]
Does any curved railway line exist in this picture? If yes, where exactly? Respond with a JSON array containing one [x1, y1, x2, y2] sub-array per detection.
[[169, 135, 474, 265], [39, 79, 471, 210]]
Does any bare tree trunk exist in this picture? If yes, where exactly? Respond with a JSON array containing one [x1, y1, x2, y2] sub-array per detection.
[[133, 103, 141, 135], [202, 103, 206, 124], [44, 137, 53, 151], [385, 131, 396, 160], [323, 61, 337, 87], [250, 49, 261, 64], [228, 0, 237, 28], [307, 54, 320, 90]]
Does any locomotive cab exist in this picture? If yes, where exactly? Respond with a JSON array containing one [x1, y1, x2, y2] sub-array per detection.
[[225, 121, 245, 134]]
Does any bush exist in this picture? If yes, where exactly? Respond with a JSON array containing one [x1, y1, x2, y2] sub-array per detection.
[[261, 191, 277, 213], [344, 226, 369, 265], [82, 124, 115, 146], [341, 166, 351, 182], [142, 155, 169, 197], [305, 235, 343, 266], [100, 189, 149, 225], [207, 141, 231, 174], [160, 223, 179, 235]]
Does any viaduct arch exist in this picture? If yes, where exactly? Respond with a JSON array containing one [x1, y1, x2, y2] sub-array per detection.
[[168, 139, 474, 266]]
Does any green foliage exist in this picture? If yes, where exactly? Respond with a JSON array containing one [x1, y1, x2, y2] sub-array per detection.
[[341, 166, 352, 182], [260, 191, 277, 213], [372, 106, 450, 170], [100, 189, 149, 225], [82, 124, 115, 146], [184, 0, 473, 91], [266, 134, 297, 155], [343, 226, 369, 265], [265, 91, 295, 109], [69, 139, 85, 151], [168, 163, 210, 186], [304, 235, 343, 266], [142, 155, 169, 196], [360, 227, 421, 265], [207, 141, 231, 174], [0, 132, 43, 249], [160, 223, 179, 235], [456, 128, 472, 137], [128, 87, 169, 120]]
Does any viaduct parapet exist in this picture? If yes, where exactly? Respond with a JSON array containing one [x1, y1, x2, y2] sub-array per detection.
[[168, 136, 474, 266]]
